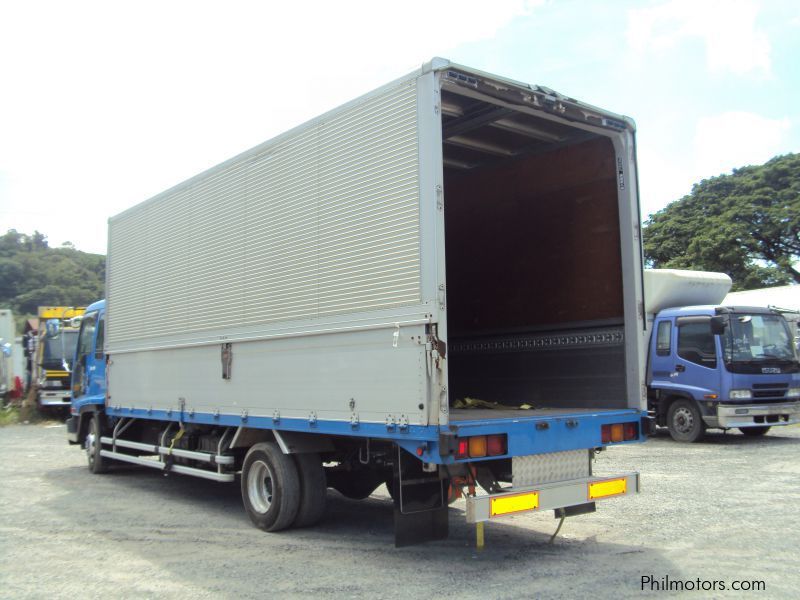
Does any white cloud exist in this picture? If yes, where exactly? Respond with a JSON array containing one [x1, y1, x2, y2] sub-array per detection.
[[636, 148, 694, 219], [637, 111, 793, 220], [627, 0, 771, 76], [693, 111, 791, 178], [0, 0, 542, 252]]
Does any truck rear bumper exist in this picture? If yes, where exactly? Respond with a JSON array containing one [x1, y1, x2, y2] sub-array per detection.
[[706, 402, 800, 429], [465, 472, 639, 523], [38, 390, 72, 406]]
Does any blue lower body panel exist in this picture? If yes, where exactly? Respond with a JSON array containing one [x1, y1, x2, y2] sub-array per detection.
[[104, 406, 647, 465], [444, 407, 645, 462]]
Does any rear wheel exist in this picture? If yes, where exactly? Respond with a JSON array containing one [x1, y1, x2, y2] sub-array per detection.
[[667, 399, 706, 443], [292, 453, 327, 528], [241, 442, 300, 532], [86, 413, 109, 474], [739, 426, 771, 437]]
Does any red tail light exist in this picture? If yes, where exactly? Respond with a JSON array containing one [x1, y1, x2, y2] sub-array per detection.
[[601, 424, 611, 443], [456, 439, 469, 459], [487, 434, 507, 456], [623, 422, 638, 441]]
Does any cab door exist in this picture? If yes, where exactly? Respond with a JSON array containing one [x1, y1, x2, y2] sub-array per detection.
[[672, 315, 722, 399], [72, 310, 105, 408], [648, 317, 674, 387], [87, 313, 105, 397]]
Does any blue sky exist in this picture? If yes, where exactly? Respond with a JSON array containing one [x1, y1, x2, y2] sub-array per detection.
[[1, 0, 798, 254], [455, 0, 799, 215]]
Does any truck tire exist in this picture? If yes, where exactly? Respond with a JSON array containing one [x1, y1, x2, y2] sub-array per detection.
[[86, 413, 109, 474], [739, 426, 771, 437], [241, 442, 300, 532], [292, 453, 327, 528], [667, 399, 706, 443]]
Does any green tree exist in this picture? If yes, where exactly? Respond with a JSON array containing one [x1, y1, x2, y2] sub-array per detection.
[[0, 230, 105, 316], [643, 153, 800, 290], [0, 258, 24, 297]]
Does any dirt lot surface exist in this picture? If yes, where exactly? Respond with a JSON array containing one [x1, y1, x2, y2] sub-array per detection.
[[1, 423, 798, 599]]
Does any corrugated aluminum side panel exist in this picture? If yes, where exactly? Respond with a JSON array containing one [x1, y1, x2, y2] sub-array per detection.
[[107, 78, 421, 350]]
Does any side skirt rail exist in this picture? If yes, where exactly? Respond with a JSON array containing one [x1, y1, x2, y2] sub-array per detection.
[[97, 449, 234, 482], [98, 427, 236, 482], [99, 436, 235, 465]]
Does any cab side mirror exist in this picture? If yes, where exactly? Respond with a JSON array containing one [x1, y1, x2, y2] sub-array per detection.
[[710, 315, 727, 335]]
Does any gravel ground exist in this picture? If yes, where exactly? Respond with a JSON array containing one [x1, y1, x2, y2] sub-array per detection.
[[1, 422, 798, 599]]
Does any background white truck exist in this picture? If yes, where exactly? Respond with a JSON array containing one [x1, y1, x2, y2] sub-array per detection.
[[724, 285, 799, 346], [69, 58, 648, 546], [0, 309, 15, 399]]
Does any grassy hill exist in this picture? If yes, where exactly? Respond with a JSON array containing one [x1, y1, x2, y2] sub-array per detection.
[[0, 230, 105, 332]]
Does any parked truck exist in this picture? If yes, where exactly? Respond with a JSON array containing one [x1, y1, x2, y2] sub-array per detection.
[[645, 270, 800, 442], [68, 58, 648, 546], [724, 285, 800, 348], [0, 309, 15, 399], [35, 306, 85, 408]]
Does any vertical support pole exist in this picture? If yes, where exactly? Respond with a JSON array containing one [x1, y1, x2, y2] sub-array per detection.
[[476, 521, 485, 551]]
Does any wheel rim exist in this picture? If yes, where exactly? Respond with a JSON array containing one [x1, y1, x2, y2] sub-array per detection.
[[673, 406, 695, 434], [86, 424, 97, 466], [248, 460, 275, 514]]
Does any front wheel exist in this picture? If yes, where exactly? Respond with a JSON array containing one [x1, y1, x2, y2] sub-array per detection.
[[667, 399, 706, 443], [86, 413, 109, 474], [739, 426, 771, 437], [241, 442, 300, 532]]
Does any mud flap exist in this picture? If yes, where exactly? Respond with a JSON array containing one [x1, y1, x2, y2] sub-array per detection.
[[66, 416, 80, 444], [392, 447, 449, 547]]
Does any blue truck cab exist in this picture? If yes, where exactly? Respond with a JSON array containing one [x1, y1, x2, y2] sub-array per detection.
[[66, 299, 106, 443], [648, 304, 800, 442]]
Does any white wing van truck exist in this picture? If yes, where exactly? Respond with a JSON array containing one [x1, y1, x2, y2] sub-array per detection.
[[68, 59, 648, 546]]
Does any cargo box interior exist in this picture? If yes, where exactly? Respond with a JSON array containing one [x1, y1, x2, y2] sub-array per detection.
[[440, 85, 628, 412]]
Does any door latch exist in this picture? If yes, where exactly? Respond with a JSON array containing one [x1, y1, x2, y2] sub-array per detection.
[[221, 343, 233, 379]]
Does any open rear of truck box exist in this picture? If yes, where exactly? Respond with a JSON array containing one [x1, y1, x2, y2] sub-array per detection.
[[441, 88, 627, 410]]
